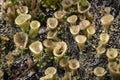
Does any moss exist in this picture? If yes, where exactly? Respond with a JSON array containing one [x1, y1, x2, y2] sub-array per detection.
[[80, 0, 88, 7], [43, 0, 58, 8]]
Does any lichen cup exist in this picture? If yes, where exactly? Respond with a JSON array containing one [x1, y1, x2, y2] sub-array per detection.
[[99, 33, 110, 46], [17, 6, 28, 14], [59, 57, 69, 71], [29, 20, 40, 39], [47, 18, 58, 30], [100, 14, 114, 32], [68, 59, 80, 75], [86, 25, 96, 39], [96, 45, 106, 58], [75, 35, 87, 52], [93, 67, 107, 80], [47, 30, 57, 40], [70, 25, 80, 37], [61, 0, 73, 9], [29, 41, 43, 60], [108, 62, 120, 80], [53, 41, 67, 59], [14, 32, 28, 49], [79, 20, 90, 35], [15, 14, 31, 32], [77, 0, 91, 14], [40, 74, 53, 80], [106, 48, 118, 62], [54, 10, 65, 21], [45, 67, 57, 80], [67, 15, 78, 26], [43, 39, 57, 52]]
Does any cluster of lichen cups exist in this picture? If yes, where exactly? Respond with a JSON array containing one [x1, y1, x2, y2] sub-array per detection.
[[59, 57, 80, 74], [96, 14, 114, 57], [12, 0, 95, 55], [93, 48, 119, 80], [106, 48, 120, 80], [96, 32, 110, 57], [96, 7, 114, 56], [93, 7, 119, 80], [40, 58, 80, 80], [94, 7, 120, 80], [106, 48, 119, 80], [2, 0, 118, 79], [15, 14, 40, 38], [61, 58, 80, 80], [12, 0, 92, 79], [96, 7, 114, 58], [67, 14, 96, 53], [95, 47, 119, 80], [95, 21, 119, 80], [64, 0, 96, 52], [44, 15, 80, 79], [2, 0, 42, 26]]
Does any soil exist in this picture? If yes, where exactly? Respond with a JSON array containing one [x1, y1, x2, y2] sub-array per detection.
[[0, 0, 120, 80]]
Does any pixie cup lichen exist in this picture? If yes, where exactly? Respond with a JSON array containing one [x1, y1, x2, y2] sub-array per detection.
[[59, 57, 69, 70], [17, 6, 28, 14], [68, 59, 80, 75], [101, 14, 114, 27], [45, 67, 57, 75], [53, 41, 67, 58], [106, 48, 118, 62], [79, 19, 90, 35], [87, 25, 96, 38], [47, 18, 58, 30], [45, 67, 57, 80], [61, 0, 73, 9], [70, 25, 80, 36], [14, 32, 28, 49], [96, 45, 106, 58], [104, 7, 111, 14], [15, 14, 31, 32], [67, 15, 78, 26], [68, 59, 80, 71], [47, 30, 57, 40], [100, 14, 114, 32], [99, 33, 109, 46], [93, 67, 107, 80], [108, 62, 120, 80], [79, 20, 90, 30], [77, 0, 91, 14], [29, 20, 40, 39], [29, 41, 43, 58], [43, 39, 57, 52], [54, 10, 65, 21], [75, 35, 87, 51], [40, 74, 53, 80]]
